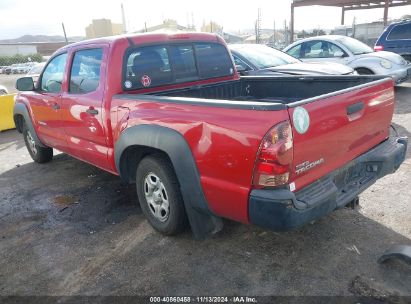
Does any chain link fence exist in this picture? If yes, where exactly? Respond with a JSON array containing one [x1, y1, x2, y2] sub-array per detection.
[[0, 53, 44, 75]]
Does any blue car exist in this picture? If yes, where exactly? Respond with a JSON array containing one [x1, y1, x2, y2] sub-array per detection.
[[375, 20, 411, 62]]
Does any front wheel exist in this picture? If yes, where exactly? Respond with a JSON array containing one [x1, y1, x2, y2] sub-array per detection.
[[355, 68, 374, 75], [136, 154, 188, 235], [22, 122, 53, 163]]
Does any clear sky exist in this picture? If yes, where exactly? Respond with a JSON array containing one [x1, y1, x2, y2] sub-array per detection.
[[0, 0, 410, 39]]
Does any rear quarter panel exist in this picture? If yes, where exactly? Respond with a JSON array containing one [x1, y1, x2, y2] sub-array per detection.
[[111, 97, 289, 223]]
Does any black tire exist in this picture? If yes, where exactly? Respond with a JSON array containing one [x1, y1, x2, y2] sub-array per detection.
[[136, 154, 188, 235], [355, 68, 374, 75], [22, 122, 53, 163]]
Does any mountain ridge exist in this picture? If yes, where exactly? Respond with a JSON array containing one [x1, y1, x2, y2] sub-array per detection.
[[0, 34, 85, 44]]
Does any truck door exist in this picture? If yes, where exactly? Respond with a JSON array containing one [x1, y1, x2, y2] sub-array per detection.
[[60, 46, 110, 171], [29, 53, 68, 151]]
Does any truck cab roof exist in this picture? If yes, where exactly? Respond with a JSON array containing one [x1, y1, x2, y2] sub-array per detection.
[[57, 32, 223, 54]]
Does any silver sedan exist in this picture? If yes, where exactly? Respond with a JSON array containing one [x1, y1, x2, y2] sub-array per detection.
[[284, 35, 411, 84]]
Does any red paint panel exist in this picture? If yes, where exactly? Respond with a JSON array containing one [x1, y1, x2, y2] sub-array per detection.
[[110, 98, 289, 223], [289, 80, 394, 191]]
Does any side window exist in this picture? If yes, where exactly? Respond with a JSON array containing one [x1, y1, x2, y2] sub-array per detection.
[[286, 44, 302, 58], [194, 43, 233, 78], [125, 45, 172, 89], [300, 41, 344, 58], [168, 44, 198, 82], [301, 41, 322, 58], [388, 24, 411, 40], [41, 53, 68, 93], [69, 48, 103, 94], [328, 43, 346, 57]]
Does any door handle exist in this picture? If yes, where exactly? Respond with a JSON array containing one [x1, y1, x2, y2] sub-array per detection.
[[346, 101, 364, 115], [86, 108, 99, 115], [52, 103, 60, 110]]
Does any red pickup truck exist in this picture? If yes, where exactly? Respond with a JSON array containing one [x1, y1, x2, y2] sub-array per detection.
[[14, 33, 407, 238]]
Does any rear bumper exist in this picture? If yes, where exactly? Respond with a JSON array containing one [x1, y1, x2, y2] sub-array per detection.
[[249, 135, 408, 231]]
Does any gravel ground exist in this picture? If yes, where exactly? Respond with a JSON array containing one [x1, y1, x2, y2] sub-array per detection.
[[0, 74, 20, 94], [0, 80, 410, 300]]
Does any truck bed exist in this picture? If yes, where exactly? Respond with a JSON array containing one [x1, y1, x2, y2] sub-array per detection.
[[150, 75, 387, 106]]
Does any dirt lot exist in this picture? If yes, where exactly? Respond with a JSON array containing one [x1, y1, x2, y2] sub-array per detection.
[[0, 80, 410, 299], [0, 74, 21, 94]]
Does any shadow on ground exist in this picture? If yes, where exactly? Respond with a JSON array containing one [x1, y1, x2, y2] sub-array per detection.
[[0, 129, 25, 151]]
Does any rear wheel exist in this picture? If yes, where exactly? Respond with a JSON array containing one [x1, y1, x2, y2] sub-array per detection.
[[136, 154, 188, 235], [22, 122, 53, 163], [355, 68, 374, 75]]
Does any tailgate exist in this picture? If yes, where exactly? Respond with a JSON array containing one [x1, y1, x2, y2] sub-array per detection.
[[288, 78, 395, 192]]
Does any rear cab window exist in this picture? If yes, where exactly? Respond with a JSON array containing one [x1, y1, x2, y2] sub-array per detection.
[[123, 42, 234, 90]]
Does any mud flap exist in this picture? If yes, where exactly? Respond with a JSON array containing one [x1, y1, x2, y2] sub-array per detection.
[[184, 203, 223, 240], [378, 245, 411, 265]]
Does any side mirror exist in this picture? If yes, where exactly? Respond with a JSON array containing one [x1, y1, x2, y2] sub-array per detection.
[[16, 77, 35, 91], [334, 51, 345, 57]]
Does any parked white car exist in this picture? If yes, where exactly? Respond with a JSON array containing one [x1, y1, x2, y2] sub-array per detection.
[[284, 35, 411, 84], [10, 64, 26, 74]]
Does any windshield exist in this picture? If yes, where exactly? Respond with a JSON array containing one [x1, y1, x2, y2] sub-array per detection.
[[336, 36, 373, 55], [232, 45, 300, 69]]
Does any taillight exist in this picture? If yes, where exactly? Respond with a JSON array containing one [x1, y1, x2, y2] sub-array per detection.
[[374, 45, 384, 52], [252, 121, 293, 188]]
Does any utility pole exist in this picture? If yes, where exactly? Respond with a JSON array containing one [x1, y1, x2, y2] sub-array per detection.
[[255, 8, 261, 44], [121, 3, 127, 33], [284, 19, 288, 45], [273, 20, 276, 46], [383, 0, 389, 26], [352, 16, 356, 37], [61, 22, 68, 44], [290, 2, 294, 43]]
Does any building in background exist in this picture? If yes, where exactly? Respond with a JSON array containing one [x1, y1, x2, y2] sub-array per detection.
[[0, 44, 37, 56], [85, 19, 123, 39], [136, 19, 195, 33], [201, 21, 223, 35], [331, 15, 411, 46], [222, 32, 244, 44], [242, 29, 286, 48], [331, 21, 384, 46]]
